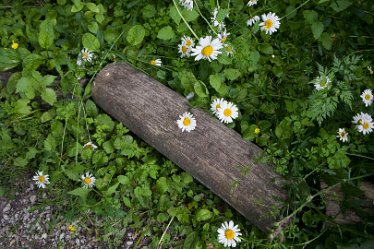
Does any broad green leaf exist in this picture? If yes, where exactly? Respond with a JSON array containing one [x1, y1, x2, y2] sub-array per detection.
[[142, 4, 156, 18], [195, 209, 213, 222], [0, 48, 21, 71], [82, 33, 100, 51], [102, 141, 114, 154], [169, 6, 181, 25], [68, 187, 91, 201], [223, 68, 241, 81], [6, 72, 22, 94], [14, 99, 31, 115], [23, 53, 43, 71], [216, 9, 229, 22], [86, 2, 99, 13], [303, 10, 318, 24], [311, 22, 324, 39], [209, 74, 221, 92], [330, 0, 352, 12], [194, 81, 209, 97], [41, 88, 57, 105], [44, 134, 56, 151], [16, 76, 36, 99], [85, 99, 98, 117], [157, 26, 175, 40], [156, 177, 169, 194], [38, 19, 55, 49], [106, 183, 119, 196], [71, 0, 84, 12], [118, 175, 130, 185], [183, 9, 199, 22], [14, 157, 28, 167], [123, 197, 132, 208], [127, 25, 145, 46], [40, 109, 55, 123], [183, 232, 197, 249], [88, 21, 99, 34], [259, 44, 273, 55], [156, 213, 169, 223], [319, 32, 333, 50]]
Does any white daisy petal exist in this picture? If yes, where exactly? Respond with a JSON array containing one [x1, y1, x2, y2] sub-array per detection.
[[83, 141, 98, 149], [217, 101, 239, 124], [337, 128, 348, 142], [247, 0, 258, 6], [217, 220, 241, 248], [191, 36, 223, 62], [210, 98, 227, 115], [360, 89, 373, 107], [177, 112, 196, 132], [81, 48, 94, 62], [150, 59, 162, 67], [259, 12, 281, 35], [81, 172, 96, 189], [33, 171, 50, 189], [179, 0, 193, 10]]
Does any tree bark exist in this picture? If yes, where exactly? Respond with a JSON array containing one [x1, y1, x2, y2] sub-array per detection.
[[92, 62, 287, 231]]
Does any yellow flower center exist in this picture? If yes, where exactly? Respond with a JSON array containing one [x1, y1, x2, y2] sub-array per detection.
[[84, 177, 92, 184], [186, 40, 192, 46], [221, 36, 227, 43], [223, 108, 232, 117], [255, 128, 261, 134], [82, 52, 89, 60], [365, 94, 371, 100], [226, 46, 233, 52], [363, 121, 369, 130], [224, 229, 235, 240], [202, 45, 213, 57], [11, 40, 19, 49], [150, 60, 156, 65], [38, 175, 45, 183], [183, 117, 191, 126], [265, 19, 273, 29], [182, 45, 188, 53], [68, 225, 76, 232], [215, 104, 221, 111]]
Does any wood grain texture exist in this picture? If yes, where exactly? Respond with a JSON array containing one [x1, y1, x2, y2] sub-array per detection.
[[92, 62, 287, 231]]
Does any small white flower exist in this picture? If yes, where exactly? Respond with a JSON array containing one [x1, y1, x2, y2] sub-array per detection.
[[313, 76, 331, 91], [186, 92, 195, 100], [181, 36, 194, 47], [83, 141, 98, 150], [210, 98, 227, 115], [211, 8, 227, 32], [217, 221, 242, 247], [353, 113, 374, 135], [360, 89, 373, 107], [177, 112, 196, 132], [150, 59, 162, 67], [178, 43, 192, 58], [352, 112, 371, 124], [247, 16, 260, 27], [247, 0, 258, 7], [259, 12, 281, 35], [191, 36, 223, 62], [218, 29, 230, 44], [76, 57, 82, 66], [225, 44, 234, 57], [368, 66, 373, 75], [33, 171, 50, 189], [81, 48, 94, 62], [180, 0, 193, 10], [337, 128, 348, 142], [81, 172, 96, 189], [217, 101, 239, 124]]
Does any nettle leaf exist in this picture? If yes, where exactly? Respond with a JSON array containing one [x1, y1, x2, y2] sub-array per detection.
[[195, 209, 213, 222], [38, 19, 55, 49], [82, 33, 100, 51], [330, 0, 352, 12], [223, 68, 241, 81], [41, 88, 57, 105], [126, 25, 145, 46], [157, 26, 175, 40], [311, 22, 324, 39], [13, 99, 31, 115], [16, 76, 36, 99]]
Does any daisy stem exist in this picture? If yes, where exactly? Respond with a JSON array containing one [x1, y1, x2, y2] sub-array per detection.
[[157, 216, 175, 249], [193, 0, 217, 35], [345, 153, 374, 161], [172, 0, 199, 40], [280, 0, 312, 20]]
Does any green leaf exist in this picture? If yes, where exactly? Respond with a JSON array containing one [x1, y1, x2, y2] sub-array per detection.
[[209, 74, 222, 92], [71, 0, 84, 12], [183, 9, 199, 22], [169, 6, 181, 25], [86, 2, 99, 13], [157, 26, 175, 40], [38, 19, 55, 49], [127, 25, 145, 46], [194, 81, 209, 97], [216, 9, 229, 22], [68, 187, 91, 201], [156, 177, 169, 194], [14, 157, 28, 167], [319, 32, 333, 50], [327, 150, 350, 169], [13, 99, 31, 115], [330, 0, 352, 12], [106, 182, 119, 196], [223, 68, 241, 81], [16, 76, 36, 99], [88, 21, 99, 34], [311, 22, 324, 39], [195, 209, 213, 222], [118, 175, 130, 185], [303, 10, 318, 24], [183, 232, 197, 249], [85, 99, 98, 117], [82, 33, 100, 52], [142, 4, 156, 18], [41, 88, 57, 105], [0, 48, 21, 71], [44, 134, 56, 151], [259, 44, 273, 55], [22, 53, 43, 71]]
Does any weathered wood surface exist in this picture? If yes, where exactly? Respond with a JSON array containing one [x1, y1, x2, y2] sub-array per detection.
[[97, 63, 287, 231]]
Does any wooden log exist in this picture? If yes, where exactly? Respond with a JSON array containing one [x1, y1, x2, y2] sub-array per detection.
[[92, 62, 287, 232]]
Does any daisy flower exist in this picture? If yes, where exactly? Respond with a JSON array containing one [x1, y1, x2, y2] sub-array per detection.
[[177, 112, 196, 132], [180, 0, 193, 10], [360, 89, 373, 107], [191, 36, 223, 62], [355, 113, 374, 135], [313, 76, 331, 91], [150, 59, 162, 67], [81, 172, 96, 189], [178, 43, 192, 58], [83, 141, 98, 150], [211, 8, 227, 32], [247, 0, 258, 7], [368, 66, 373, 75], [259, 12, 281, 35], [81, 48, 94, 62], [210, 98, 227, 115], [218, 29, 230, 43], [33, 171, 50, 189], [68, 224, 77, 232], [225, 44, 234, 57], [181, 36, 194, 47], [11, 40, 19, 49], [217, 101, 239, 124], [352, 112, 371, 124], [247, 16, 260, 26], [217, 221, 242, 247], [337, 128, 348, 142]]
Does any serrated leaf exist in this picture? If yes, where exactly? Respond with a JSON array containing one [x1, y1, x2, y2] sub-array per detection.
[[157, 26, 175, 40], [14, 99, 31, 115], [41, 88, 57, 105], [16, 76, 36, 99], [224, 68, 241, 81], [311, 22, 324, 39], [209, 74, 221, 92], [82, 33, 100, 51], [156, 177, 169, 194], [68, 187, 91, 201], [38, 19, 55, 49], [169, 6, 181, 25], [195, 209, 213, 222], [44, 134, 56, 151], [126, 25, 145, 46]]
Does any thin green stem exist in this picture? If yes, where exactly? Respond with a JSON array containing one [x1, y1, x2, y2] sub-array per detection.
[[157, 216, 175, 249], [280, 0, 312, 20], [173, 0, 199, 39], [346, 153, 374, 161], [194, 0, 217, 35]]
